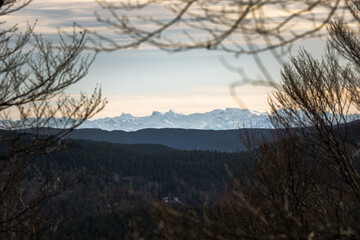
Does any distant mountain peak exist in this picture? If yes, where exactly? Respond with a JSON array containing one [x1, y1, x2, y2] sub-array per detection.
[[151, 111, 162, 116], [79, 108, 271, 131]]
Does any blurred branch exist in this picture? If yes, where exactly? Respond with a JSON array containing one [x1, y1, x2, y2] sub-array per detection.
[[0, 1, 106, 238]]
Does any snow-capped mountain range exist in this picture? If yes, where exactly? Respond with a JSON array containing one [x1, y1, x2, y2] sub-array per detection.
[[79, 108, 272, 131]]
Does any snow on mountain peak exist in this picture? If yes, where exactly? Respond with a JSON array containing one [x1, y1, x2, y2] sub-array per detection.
[[151, 111, 162, 116], [79, 108, 271, 131]]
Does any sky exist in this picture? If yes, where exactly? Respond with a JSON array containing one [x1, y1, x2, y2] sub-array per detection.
[[6, 0, 332, 118]]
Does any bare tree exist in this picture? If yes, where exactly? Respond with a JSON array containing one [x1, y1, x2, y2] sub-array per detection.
[[214, 22, 360, 238], [139, 2, 360, 239], [0, 1, 106, 239]]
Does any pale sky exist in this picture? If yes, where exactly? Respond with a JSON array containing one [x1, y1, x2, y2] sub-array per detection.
[[6, 0, 331, 118]]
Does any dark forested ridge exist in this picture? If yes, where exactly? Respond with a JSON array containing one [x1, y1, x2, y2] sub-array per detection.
[[42, 127, 276, 152], [67, 128, 246, 152], [58, 121, 360, 152]]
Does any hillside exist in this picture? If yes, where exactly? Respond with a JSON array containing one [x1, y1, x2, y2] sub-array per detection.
[[61, 128, 275, 152]]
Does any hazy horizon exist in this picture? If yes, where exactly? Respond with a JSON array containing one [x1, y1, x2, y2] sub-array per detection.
[[88, 107, 268, 119]]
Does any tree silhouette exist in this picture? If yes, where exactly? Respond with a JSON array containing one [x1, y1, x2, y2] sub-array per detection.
[[0, 1, 106, 238]]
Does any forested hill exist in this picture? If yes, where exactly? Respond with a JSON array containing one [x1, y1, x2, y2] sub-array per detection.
[[25, 120, 360, 152], [45, 139, 245, 209], [44, 139, 246, 239], [58, 128, 275, 152]]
